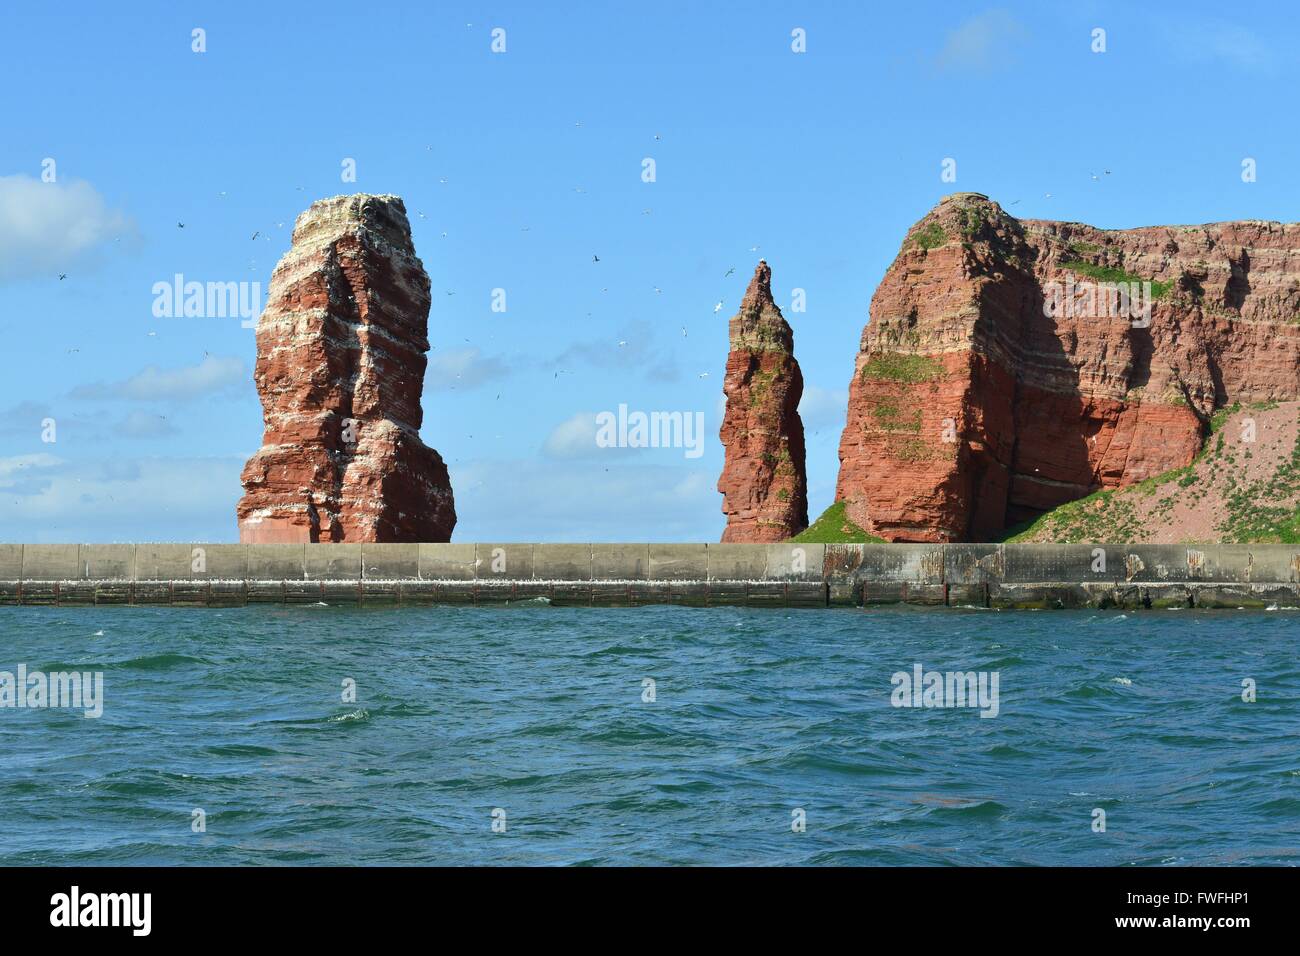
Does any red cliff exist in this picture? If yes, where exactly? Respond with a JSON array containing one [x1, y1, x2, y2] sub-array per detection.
[[237, 194, 456, 543], [836, 193, 1300, 541], [718, 261, 809, 541]]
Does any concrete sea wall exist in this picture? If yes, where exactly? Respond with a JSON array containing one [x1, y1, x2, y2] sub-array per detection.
[[1, 543, 1298, 609]]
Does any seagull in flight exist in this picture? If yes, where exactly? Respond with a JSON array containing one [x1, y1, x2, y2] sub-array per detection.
[[177, 222, 185, 229], [58, 273, 67, 281], [713, 301, 723, 313], [592, 255, 600, 263], [724, 267, 735, 278]]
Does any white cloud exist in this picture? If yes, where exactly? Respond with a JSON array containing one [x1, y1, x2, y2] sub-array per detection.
[[1156, 17, 1277, 73], [798, 385, 848, 432], [541, 411, 652, 460], [542, 412, 605, 459], [69, 355, 246, 402], [0, 454, 244, 542], [449, 457, 721, 541], [935, 9, 1029, 72], [546, 322, 681, 383], [425, 347, 509, 391], [0, 175, 135, 281], [117, 410, 179, 438]]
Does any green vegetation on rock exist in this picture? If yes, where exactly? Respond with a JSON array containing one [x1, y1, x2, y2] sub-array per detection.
[[791, 501, 885, 543], [871, 396, 923, 432], [1002, 405, 1300, 544], [912, 221, 947, 250], [861, 352, 944, 384], [1059, 259, 1172, 300]]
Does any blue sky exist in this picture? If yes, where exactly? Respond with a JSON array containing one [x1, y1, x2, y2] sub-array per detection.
[[2, 1, 1296, 543]]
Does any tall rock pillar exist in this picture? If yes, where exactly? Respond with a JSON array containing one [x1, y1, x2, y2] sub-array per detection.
[[237, 193, 456, 543], [717, 261, 809, 542]]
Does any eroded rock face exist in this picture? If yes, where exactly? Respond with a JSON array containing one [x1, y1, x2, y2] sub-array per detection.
[[718, 261, 809, 541], [237, 194, 456, 543], [836, 193, 1300, 542]]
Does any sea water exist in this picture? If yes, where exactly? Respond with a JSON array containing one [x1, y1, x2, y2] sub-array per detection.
[[0, 605, 1296, 865]]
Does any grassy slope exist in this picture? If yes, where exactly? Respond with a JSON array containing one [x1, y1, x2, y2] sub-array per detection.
[[790, 501, 886, 543], [1001, 401, 1300, 544]]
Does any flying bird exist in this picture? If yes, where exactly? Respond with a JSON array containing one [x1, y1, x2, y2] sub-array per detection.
[[251, 231, 259, 240], [58, 273, 66, 281], [713, 301, 723, 313], [724, 267, 735, 278], [177, 222, 185, 229], [592, 255, 600, 263]]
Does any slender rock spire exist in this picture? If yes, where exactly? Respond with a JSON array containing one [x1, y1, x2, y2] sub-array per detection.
[[717, 260, 809, 541]]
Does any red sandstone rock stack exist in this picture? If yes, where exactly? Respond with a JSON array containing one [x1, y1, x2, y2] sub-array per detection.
[[237, 194, 456, 543], [835, 192, 1300, 541], [718, 261, 809, 541]]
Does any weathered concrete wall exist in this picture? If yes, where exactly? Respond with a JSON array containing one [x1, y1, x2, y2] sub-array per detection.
[[0, 543, 1296, 609]]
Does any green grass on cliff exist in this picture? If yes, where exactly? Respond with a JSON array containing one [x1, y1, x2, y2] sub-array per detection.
[[1059, 260, 1172, 300], [790, 501, 886, 543], [860, 352, 944, 384], [1001, 406, 1300, 544], [912, 221, 947, 250]]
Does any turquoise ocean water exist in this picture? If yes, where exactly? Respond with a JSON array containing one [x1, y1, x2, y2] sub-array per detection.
[[0, 605, 1296, 865]]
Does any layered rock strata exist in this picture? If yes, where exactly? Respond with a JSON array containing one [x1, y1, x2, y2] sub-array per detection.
[[836, 193, 1300, 541], [237, 194, 455, 543], [718, 261, 809, 541]]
